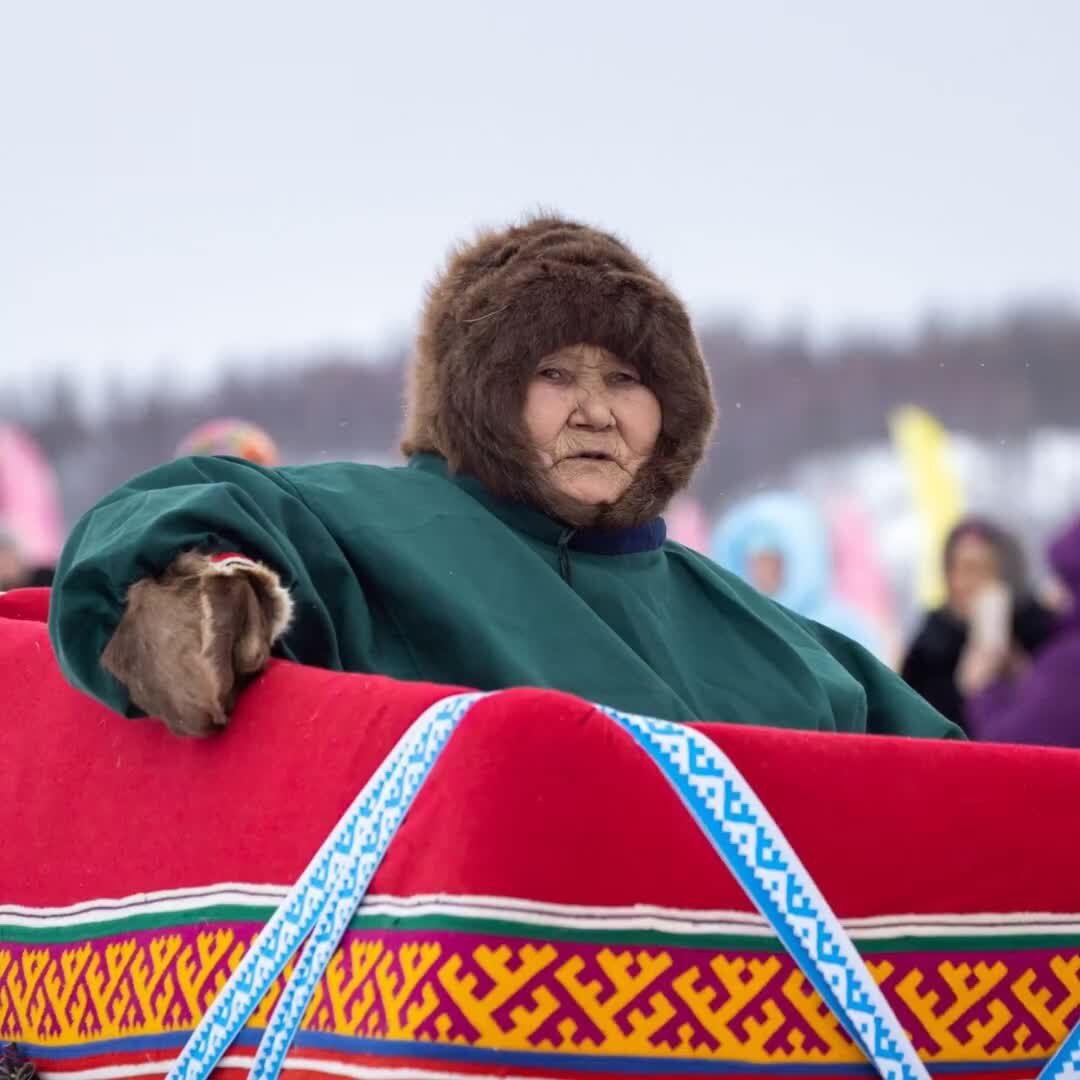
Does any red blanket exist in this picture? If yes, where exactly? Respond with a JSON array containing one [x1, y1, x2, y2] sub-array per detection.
[[3, 587, 1080, 1079]]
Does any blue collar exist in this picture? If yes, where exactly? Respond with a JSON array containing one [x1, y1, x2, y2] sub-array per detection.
[[568, 518, 667, 554]]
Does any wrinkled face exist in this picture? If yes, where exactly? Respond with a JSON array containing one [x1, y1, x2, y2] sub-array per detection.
[[946, 532, 1002, 618], [524, 344, 662, 514]]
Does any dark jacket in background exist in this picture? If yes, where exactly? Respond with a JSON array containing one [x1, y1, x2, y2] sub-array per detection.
[[901, 597, 1058, 733], [966, 519, 1080, 746]]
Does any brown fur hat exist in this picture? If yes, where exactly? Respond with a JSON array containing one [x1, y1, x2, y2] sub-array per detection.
[[401, 215, 716, 527]]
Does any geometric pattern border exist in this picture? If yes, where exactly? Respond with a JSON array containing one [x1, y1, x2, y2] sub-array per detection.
[[7, 688, 1080, 1080], [5, 928, 1080, 1067]]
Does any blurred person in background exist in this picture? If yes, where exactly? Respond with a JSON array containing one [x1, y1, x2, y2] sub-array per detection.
[[0, 524, 27, 591], [0, 522, 55, 589], [711, 491, 884, 657], [959, 515, 1080, 747], [900, 517, 1058, 733], [175, 418, 280, 466], [0, 424, 63, 587], [48, 215, 959, 741]]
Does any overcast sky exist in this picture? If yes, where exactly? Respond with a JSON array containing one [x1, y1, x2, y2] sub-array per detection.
[[2, 0, 1077, 399]]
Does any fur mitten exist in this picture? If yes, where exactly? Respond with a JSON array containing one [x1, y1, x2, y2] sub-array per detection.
[[101, 552, 292, 736]]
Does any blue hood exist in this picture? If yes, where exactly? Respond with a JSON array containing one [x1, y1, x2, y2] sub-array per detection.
[[711, 491, 880, 652], [711, 492, 833, 612]]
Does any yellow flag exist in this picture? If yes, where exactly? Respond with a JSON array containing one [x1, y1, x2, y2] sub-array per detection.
[[889, 405, 965, 608]]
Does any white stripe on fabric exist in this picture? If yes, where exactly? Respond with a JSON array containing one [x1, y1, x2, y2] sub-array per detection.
[[9, 887, 1080, 939], [41, 1055, 542, 1080]]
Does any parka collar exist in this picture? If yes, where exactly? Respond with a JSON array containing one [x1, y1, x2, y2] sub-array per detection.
[[409, 454, 666, 554]]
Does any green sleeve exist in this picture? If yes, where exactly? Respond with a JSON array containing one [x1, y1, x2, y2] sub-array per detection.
[[800, 617, 966, 740], [48, 455, 355, 717]]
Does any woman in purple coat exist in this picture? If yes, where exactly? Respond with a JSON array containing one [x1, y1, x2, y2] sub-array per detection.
[[962, 516, 1080, 747]]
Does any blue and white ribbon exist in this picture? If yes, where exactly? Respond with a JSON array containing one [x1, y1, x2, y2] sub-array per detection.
[[165, 691, 483, 1080], [245, 694, 480, 1080], [170, 692, 960, 1080], [600, 705, 929, 1080], [1036, 1022, 1080, 1080]]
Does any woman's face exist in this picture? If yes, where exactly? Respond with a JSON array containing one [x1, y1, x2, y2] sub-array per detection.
[[748, 549, 785, 597], [524, 344, 662, 512], [946, 532, 1003, 618]]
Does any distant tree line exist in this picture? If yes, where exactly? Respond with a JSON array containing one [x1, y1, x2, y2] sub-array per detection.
[[6, 304, 1079, 528]]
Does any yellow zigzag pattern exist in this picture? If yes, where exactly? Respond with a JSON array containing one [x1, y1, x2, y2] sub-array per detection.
[[2, 934, 1078, 1064]]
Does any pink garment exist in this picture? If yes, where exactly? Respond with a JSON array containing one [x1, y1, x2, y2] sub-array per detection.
[[0, 425, 63, 564], [828, 495, 899, 658], [666, 495, 709, 552]]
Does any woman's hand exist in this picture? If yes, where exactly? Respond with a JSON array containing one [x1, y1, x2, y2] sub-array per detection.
[[101, 552, 292, 736], [957, 581, 1014, 695]]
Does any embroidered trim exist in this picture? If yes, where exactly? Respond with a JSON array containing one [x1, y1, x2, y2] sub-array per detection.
[[167, 694, 930, 1080]]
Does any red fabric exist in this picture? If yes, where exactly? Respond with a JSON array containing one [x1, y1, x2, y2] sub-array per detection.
[[4, 598, 1080, 916], [0, 585, 49, 622], [210, 552, 254, 564]]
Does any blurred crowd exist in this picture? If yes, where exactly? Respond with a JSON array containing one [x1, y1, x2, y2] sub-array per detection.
[[1, 415, 1077, 749]]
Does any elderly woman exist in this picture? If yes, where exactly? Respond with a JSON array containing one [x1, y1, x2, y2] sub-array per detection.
[[48, 216, 960, 739]]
